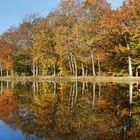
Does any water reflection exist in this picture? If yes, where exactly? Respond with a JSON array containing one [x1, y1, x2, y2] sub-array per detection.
[[0, 81, 140, 139], [137, 83, 140, 92]]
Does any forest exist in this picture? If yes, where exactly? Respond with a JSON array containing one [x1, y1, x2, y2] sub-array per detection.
[[0, 0, 140, 77]]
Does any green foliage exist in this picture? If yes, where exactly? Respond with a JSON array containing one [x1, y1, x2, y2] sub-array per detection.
[[13, 54, 32, 76]]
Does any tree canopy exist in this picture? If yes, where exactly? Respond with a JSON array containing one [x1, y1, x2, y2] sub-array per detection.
[[0, 0, 140, 77]]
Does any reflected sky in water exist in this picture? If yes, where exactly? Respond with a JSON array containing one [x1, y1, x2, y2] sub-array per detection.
[[0, 120, 25, 140]]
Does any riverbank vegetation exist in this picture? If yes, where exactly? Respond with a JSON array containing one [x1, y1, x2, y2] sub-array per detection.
[[0, 0, 140, 77]]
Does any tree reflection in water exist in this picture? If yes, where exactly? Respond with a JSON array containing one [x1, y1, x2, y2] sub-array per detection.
[[0, 81, 140, 139]]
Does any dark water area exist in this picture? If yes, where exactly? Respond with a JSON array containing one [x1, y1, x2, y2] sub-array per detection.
[[0, 81, 140, 140]]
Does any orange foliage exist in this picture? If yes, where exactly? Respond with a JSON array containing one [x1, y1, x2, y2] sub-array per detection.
[[127, 130, 133, 137], [97, 99, 109, 109], [120, 108, 129, 117], [0, 39, 13, 70], [3, 61, 13, 70], [0, 96, 15, 117], [5, 88, 13, 97]]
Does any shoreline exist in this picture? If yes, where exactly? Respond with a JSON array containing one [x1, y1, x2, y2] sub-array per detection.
[[0, 76, 140, 83]]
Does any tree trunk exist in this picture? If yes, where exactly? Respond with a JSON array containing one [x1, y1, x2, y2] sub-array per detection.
[[33, 81, 38, 95], [10, 69, 14, 77], [33, 81, 36, 94], [75, 80, 78, 103], [33, 61, 35, 77], [0, 81, 3, 94], [36, 81, 39, 94], [54, 82, 56, 94], [98, 83, 101, 97], [6, 70, 9, 77], [0, 66, 2, 77], [68, 55, 72, 74], [82, 82, 85, 94], [73, 56, 77, 77], [35, 61, 38, 76], [91, 51, 96, 76], [11, 81, 14, 89], [69, 85, 73, 107], [97, 59, 101, 76], [70, 53, 75, 75], [71, 84, 75, 108], [128, 55, 132, 77], [92, 82, 96, 107], [129, 83, 133, 104], [85, 66, 88, 76], [125, 35, 132, 77], [81, 63, 85, 76], [53, 64, 56, 76], [6, 81, 9, 89]]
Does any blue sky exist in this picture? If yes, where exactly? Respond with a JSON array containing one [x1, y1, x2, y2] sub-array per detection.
[[107, 0, 122, 9], [0, 0, 122, 34], [0, 0, 60, 34]]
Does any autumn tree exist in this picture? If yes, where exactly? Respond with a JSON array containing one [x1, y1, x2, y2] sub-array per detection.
[[97, 0, 140, 76], [0, 40, 13, 76]]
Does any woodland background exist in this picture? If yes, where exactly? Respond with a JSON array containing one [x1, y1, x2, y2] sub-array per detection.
[[0, 0, 139, 77]]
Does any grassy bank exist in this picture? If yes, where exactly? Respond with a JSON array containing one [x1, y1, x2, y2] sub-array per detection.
[[0, 76, 140, 83]]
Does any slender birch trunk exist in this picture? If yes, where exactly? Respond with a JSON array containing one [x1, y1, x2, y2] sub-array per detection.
[[85, 66, 88, 76], [70, 53, 75, 75], [129, 83, 133, 104], [97, 58, 101, 76], [6, 81, 9, 89], [73, 56, 77, 77], [6, 70, 9, 77], [82, 82, 85, 94], [11, 81, 14, 89], [54, 82, 56, 94], [68, 55, 72, 74], [91, 51, 96, 76], [36, 81, 39, 95], [53, 64, 56, 76], [128, 55, 132, 77], [11, 69, 14, 77], [35, 61, 38, 76], [33, 81, 36, 94], [33, 61, 35, 77], [69, 85, 73, 108], [93, 82, 96, 107], [75, 80, 78, 103], [81, 63, 85, 76], [71, 84, 75, 108], [124, 35, 132, 77]]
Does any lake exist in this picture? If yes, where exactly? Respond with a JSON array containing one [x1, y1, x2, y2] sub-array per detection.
[[0, 80, 140, 140]]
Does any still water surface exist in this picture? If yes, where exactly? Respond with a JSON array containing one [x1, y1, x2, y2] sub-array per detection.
[[0, 81, 140, 140]]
